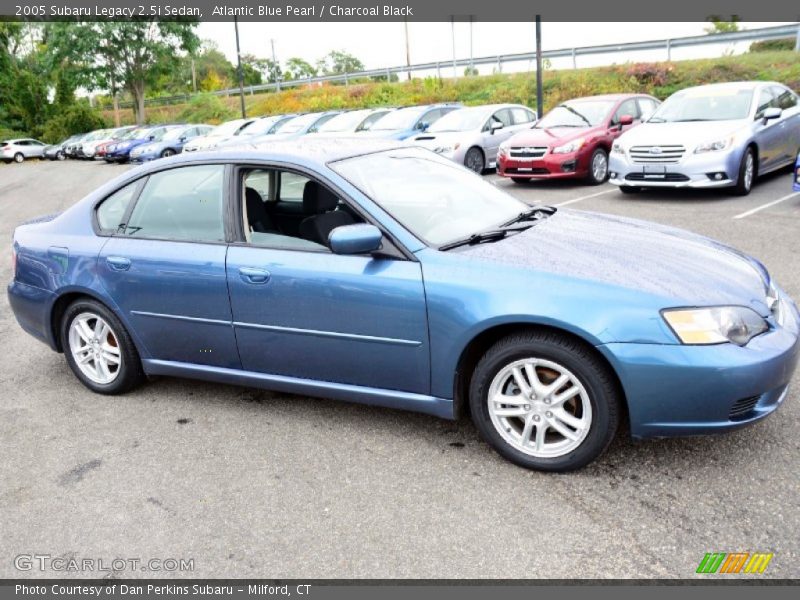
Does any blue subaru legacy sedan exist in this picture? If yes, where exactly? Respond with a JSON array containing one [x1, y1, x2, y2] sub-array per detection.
[[8, 140, 799, 471]]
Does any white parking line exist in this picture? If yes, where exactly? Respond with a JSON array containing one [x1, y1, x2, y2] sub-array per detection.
[[554, 188, 617, 207], [733, 192, 800, 220]]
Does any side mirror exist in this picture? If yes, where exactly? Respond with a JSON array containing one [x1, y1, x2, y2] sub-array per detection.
[[417, 121, 430, 131], [762, 107, 782, 121], [179, 136, 187, 143], [490, 122, 504, 134], [148, 135, 155, 141], [619, 114, 634, 126], [328, 224, 383, 255]]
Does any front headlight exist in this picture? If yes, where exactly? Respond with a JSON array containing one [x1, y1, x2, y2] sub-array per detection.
[[611, 142, 625, 155], [498, 142, 511, 156], [662, 306, 768, 346], [552, 138, 585, 154], [694, 136, 734, 154], [434, 143, 460, 154]]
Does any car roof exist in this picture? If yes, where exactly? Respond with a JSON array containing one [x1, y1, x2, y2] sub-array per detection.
[[567, 93, 652, 103]]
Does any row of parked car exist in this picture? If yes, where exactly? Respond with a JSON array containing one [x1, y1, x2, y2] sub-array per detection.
[[4, 80, 799, 195]]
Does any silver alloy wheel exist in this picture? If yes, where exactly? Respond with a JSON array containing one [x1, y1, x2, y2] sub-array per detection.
[[487, 358, 592, 458], [14, 153, 24, 163], [68, 312, 122, 385], [162, 149, 175, 157], [743, 151, 754, 191], [592, 151, 608, 181]]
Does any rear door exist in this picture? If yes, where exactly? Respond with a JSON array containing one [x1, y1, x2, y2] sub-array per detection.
[[96, 164, 240, 368]]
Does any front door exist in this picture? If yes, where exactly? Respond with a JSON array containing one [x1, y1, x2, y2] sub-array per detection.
[[225, 167, 430, 394]]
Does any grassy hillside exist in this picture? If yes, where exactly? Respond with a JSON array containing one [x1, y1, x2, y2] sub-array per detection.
[[101, 50, 800, 125]]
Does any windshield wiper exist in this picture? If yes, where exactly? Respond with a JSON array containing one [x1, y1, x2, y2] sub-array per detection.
[[673, 118, 710, 122], [500, 205, 557, 227], [439, 225, 532, 251]]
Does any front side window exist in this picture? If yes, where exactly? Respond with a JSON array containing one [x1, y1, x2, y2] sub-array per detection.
[[96, 181, 139, 233], [612, 100, 639, 124], [331, 147, 527, 247], [122, 165, 226, 242]]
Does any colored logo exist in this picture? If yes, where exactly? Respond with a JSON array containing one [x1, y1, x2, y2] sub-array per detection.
[[696, 552, 773, 574]]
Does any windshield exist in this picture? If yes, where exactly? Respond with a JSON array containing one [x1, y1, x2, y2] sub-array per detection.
[[370, 107, 426, 131], [111, 128, 132, 140], [240, 116, 283, 136], [209, 120, 246, 137], [275, 113, 320, 134], [429, 108, 488, 132], [536, 101, 616, 128], [85, 130, 108, 141], [331, 147, 528, 246], [318, 110, 371, 133], [649, 87, 754, 122]]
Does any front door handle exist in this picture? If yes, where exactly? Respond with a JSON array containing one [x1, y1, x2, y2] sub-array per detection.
[[106, 256, 131, 271], [239, 267, 271, 284]]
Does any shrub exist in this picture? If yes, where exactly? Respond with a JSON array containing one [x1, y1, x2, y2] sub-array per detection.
[[750, 38, 796, 53], [178, 93, 237, 124], [39, 103, 107, 143]]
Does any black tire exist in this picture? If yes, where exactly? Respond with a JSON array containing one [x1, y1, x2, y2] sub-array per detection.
[[586, 148, 609, 185], [61, 298, 146, 395], [511, 178, 529, 184], [618, 185, 641, 194], [13, 152, 24, 163], [161, 148, 176, 158], [733, 147, 756, 196], [469, 331, 620, 472], [464, 147, 485, 173]]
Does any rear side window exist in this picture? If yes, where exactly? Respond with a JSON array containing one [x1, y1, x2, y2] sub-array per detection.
[[511, 108, 535, 125], [96, 182, 139, 233], [772, 86, 798, 110], [122, 165, 226, 242]]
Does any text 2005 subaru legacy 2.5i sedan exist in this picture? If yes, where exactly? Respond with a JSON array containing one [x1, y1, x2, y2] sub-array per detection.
[[8, 141, 800, 471]]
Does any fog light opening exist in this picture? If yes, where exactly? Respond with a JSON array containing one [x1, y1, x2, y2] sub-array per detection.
[[706, 172, 727, 181]]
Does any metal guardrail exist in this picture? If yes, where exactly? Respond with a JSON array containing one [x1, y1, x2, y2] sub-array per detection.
[[114, 23, 800, 110]]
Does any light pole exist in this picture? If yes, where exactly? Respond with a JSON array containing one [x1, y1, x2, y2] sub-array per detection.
[[271, 39, 281, 91], [451, 16, 457, 78], [234, 16, 246, 119], [535, 15, 543, 119], [469, 15, 474, 75], [404, 19, 412, 81]]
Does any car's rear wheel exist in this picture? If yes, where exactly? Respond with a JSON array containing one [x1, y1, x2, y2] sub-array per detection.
[[586, 148, 609, 185], [469, 331, 620, 472], [61, 299, 145, 395], [464, 147, 485, 173], [161, 148, 176, 158], [618, 185, 641, 194], [13, 153, 24, 163], [733, 147, 756, 196]]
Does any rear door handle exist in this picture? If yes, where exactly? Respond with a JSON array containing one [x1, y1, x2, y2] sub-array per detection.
[[238, 267, 271, 284], [106, 256, 131, 271]]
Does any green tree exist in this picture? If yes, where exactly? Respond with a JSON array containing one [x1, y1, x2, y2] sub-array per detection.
[[49, 21, 199, 124], [704, 16, 741, 34], [316, 50, 365, 76], [284, 57, 317, 80]]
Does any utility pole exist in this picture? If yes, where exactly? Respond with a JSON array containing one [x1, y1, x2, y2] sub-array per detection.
[[271, 39, 281, 91], [795, 23, 800, 52], [535, 15, 543, 119], [190, 57, 197, 93], [404, 19, 411, 81], [234, 16, 246, 118], [469, 15, 474, 74], [451, 16, 457, 78]]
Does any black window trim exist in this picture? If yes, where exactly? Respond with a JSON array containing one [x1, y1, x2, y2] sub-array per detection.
[[230, 161, 414, 261]]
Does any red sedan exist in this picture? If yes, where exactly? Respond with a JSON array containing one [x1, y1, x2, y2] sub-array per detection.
[[497, 94, 660, 185]]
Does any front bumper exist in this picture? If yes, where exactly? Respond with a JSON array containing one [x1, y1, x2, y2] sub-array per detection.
[[600, 288, 800, 438], [497, 150, 586, 179], [129, 151, 161, 163], [609, 147, 742, 188]]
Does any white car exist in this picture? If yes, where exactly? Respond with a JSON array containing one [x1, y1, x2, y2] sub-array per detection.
[[183, 118, 256, 152], [0, 138, 47, 163], [609, 81, 800, 196]]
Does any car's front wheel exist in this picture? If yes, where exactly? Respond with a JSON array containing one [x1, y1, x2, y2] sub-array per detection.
[[733, 147, 756, 196], [586, 148, 609, 185], [464, 147, 485, 173], [61, 298, 145, 395], [161, 148, 176, 158], [469, 331, 620, 472], [56, 151, 65, 161]]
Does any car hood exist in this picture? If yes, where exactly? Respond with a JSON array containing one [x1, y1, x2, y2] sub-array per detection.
[[506, 126, 597, 147], [132, 142, 163, 154], [460, 209, 771, 314], [619, 120, 746, 147]]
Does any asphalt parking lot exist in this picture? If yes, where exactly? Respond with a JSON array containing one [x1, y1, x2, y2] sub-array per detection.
[[1, 159, 799, 579]]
